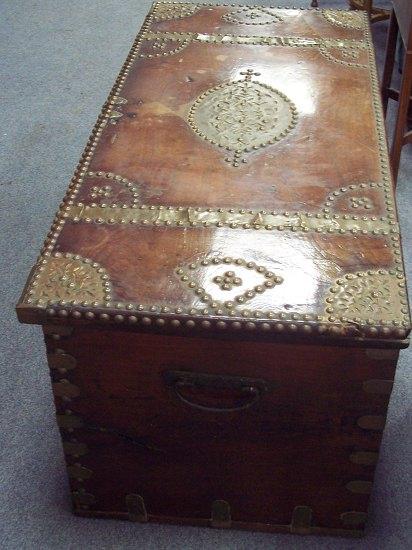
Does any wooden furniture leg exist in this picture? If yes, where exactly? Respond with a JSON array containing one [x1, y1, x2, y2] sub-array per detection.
[[348, 1, 390, 23], [364, 0, 372, 17], [381, 10, 400, 116], [390, 52, 412, 181]]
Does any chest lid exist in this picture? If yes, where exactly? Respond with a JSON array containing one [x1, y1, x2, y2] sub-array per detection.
[[16, 2, 411, 347]]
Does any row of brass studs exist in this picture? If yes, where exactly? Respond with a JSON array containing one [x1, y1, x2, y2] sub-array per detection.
[[322, 8, 366, 31], [138, 37, 191, 58], [176, 256, 283, 308], [87, 171, 139, 207], [222, 6, 283, 26], [323, 181, 394, 218], [364, 20, 408, 316], [318, 44, 367, 69], [144, 29, 368, 50], [68, 204, 397, 235], [152, 2, 366, 18], [43, 306, 410, 340]]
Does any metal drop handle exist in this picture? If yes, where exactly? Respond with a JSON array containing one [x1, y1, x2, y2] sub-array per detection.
[[164, 370, 271, 413]]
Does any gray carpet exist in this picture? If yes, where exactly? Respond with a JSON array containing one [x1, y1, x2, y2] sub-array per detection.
[[1, 0, 411, 548]]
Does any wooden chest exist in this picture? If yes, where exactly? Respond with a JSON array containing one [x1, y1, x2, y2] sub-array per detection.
[[16, 2, 411, 539]]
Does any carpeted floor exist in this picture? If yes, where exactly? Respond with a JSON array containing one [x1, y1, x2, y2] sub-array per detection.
[[1, 1, 411, 548]]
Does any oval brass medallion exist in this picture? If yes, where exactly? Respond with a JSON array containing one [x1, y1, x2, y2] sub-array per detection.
[[188, 69, 298, 166]]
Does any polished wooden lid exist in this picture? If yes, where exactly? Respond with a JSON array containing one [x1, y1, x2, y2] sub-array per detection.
[[16, 3, 411, 346]]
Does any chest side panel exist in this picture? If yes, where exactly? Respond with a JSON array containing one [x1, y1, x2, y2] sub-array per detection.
[[45, 326, 398, 534]]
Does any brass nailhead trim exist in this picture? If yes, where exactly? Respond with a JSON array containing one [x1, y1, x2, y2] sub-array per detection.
[[363, 379, 393, 395], [357, 415, 386, 431], [126, 494, 148, 523], [211, 500, 231, 528], [290, 506, 313, 535]]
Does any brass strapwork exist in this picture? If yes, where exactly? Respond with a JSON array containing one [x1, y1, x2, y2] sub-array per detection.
[[126, 494, 148, 522], [211, 500, 231, 528]]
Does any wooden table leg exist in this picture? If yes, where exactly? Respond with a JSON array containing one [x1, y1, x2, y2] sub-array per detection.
[[391, 53, 412, 182], [348, 0, 390, 23], [381, 10, 399, 116]]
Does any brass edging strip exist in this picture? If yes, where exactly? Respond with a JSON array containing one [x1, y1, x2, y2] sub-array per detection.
[[69, 204, 396, 235], [143, 30, 368, 50]]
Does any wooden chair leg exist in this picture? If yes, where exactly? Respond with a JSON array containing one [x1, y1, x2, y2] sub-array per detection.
[[381, 9, 399, 116], [364, 0, 372, 17], [390, 53, 412, 184]]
